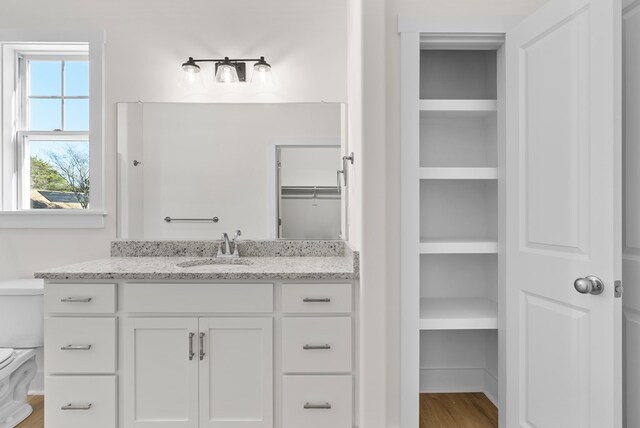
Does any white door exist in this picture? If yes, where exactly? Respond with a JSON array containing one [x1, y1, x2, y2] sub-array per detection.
[[505, 0, 622, 427], [199, 318, 273, 428], [124, 318, 200, 428]]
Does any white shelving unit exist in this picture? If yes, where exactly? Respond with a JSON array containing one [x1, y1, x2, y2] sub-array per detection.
[[420, 298, 498, 330], [407, 47, 502, 414], [419, 167, 498, 180], [418, 239, 498, 254], [419, 99, 497, 112]]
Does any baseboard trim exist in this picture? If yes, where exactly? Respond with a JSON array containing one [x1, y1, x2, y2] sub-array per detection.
[[419, 367, 499, 408]]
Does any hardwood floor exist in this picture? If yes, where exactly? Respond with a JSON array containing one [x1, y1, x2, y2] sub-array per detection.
[[17, 393, 496, 428], [420, 393, 498, 428], [16, 395, 43, 428]]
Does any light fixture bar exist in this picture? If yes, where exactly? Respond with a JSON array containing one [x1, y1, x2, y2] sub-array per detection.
[[181, 56, 272, 83]]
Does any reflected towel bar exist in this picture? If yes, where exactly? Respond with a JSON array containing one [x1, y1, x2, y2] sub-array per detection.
[[164, 217, 219, 223]]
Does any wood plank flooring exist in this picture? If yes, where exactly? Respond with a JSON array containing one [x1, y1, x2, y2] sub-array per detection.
[[17, 393, 496, 428], [420, 393, 498, 428], [16, 395, 43, 428]]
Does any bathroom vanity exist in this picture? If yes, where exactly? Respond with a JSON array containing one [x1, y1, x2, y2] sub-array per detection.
[[36, 240, 359, 428]]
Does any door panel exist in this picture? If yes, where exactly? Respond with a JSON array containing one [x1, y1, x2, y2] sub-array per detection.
[[506, 0, 622, 427], [199, 317, 273, 428], [124, 318, 199, 428], [520, 9, 590, 254]]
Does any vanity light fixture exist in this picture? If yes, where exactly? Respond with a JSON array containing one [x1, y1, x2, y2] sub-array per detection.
[[181, 56, 272, 83]]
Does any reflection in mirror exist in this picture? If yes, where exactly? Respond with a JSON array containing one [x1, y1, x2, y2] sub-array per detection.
[[117, 102, 346, 240], [277, 146, 341, 239]]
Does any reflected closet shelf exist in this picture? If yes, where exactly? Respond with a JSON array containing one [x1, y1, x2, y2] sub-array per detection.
[[420, 298, 498, 330]]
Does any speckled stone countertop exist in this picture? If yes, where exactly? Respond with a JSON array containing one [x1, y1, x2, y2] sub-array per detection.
[[35, 240, 359, 281]]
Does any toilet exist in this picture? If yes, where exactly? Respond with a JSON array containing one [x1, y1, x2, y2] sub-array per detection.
[[0, 279, 43, 428]]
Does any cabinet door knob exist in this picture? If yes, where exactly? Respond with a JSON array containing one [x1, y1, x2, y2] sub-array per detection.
[[574, 276, 605, 295], [199, 332, 206, 360], [189, 332, 195, 360], [60, 297, 92, 303], [303, 297, 331, 303], [303, 344, 331, 350], [61, 345, 92, 351], [304, 402, 332, 410], [61, 403, 92, 410]]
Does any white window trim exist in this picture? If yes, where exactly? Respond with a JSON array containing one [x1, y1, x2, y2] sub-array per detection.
[[0, 30, 105, 228]]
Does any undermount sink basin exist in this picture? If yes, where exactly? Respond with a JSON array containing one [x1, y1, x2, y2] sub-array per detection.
[[176, 258, 253, 268]]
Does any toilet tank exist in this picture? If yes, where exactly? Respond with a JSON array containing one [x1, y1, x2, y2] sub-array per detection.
[[0, 279, 44, 348]]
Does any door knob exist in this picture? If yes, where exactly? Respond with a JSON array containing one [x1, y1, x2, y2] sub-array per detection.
[[574, 276, 604, 295]]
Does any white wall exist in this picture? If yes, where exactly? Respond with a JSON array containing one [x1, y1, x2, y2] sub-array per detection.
[[0, 0, 347, 280]]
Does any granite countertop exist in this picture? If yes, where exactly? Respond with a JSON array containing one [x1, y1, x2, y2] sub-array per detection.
[[35, 240, 359, 281]]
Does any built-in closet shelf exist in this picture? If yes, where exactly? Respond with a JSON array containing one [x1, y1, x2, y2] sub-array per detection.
[[419, 298, 498, 330], [419, 239, 498, 254], [419, 99, 497, 113], [419, 167, 498, 180]]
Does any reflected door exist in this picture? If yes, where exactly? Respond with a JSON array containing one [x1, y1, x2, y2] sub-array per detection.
[[277, 146, 341, 239]]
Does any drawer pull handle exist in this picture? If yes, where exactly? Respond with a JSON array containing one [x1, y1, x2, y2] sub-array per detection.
[[61, 297, 92, 303], [303, 297, 331, 303], [189, 332, 195, 360], [199, 332, 206, 360], [303, 344, 331, 350], [61, 345, 92, 351], [304, 402, 332, 410], [61, 403, 92, 410]]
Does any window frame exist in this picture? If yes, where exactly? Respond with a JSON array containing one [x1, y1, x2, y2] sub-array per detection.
[[0, 30, 105, 228]]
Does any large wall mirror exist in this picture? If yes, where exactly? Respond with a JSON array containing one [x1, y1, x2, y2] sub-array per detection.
[[117, 102, 347, 240]]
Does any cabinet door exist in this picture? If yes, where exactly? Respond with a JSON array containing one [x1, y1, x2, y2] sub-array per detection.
[[506, 0, 622, 427], [124, 318, 199, 428], [199, 318, 273, 428]]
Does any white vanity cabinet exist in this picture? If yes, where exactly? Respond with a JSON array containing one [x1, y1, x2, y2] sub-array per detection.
[[44, 283, 118, 428], [124, 317, 273, 428], [43, 279, 357, 428]]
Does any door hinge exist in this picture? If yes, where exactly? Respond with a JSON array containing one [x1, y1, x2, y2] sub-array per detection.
[[615, 280, 623, 298]]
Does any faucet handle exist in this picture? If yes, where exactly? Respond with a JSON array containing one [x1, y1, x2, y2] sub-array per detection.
[[232, 230, 242, 256]]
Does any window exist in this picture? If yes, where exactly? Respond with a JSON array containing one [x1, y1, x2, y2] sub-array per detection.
[[0, 31, 105, 228], [19, 54, 90, 210]]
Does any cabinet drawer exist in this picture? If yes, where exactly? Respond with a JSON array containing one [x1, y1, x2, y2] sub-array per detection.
[[45, 317, 116, 374], [46, 283, 116, 314], [282, 317, 352, 373], [283, 375, 352, 428], [282, 283, 352, 313], [123, 283, 273, 313], [45, 375, 116, 428]]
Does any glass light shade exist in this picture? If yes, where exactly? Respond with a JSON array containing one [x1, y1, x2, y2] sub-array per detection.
[[251, 64, 273, 85], [215, 63, 239, 83], [181, 58, 200, 74]]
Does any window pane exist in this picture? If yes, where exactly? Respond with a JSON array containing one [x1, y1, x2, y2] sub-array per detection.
[[64, 99, 89, 131], [30, 140, 90, 209], [29, 61, 62, 96], [29, 99, 62, 130], [64, 61, 89, 96]]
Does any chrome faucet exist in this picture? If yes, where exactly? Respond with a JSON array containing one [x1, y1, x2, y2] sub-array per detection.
[[217, 230, 242, 258]]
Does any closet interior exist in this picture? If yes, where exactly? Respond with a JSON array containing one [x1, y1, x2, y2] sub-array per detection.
[[418, 48, 500, 419]]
